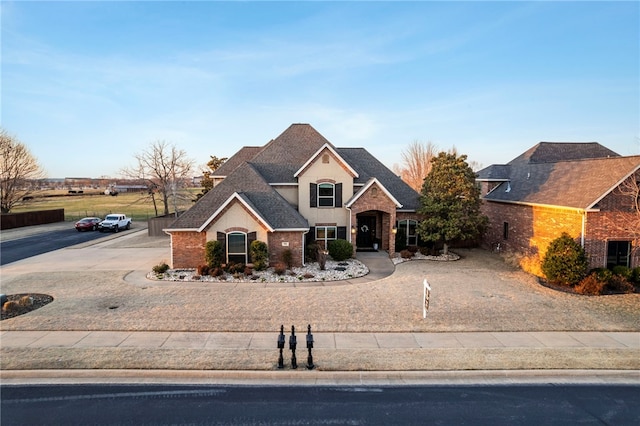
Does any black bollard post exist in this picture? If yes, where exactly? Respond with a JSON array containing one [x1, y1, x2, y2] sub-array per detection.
[[289, 325, 298, 369], [277, 325, 285, 369], [306, 324, 315, 370]]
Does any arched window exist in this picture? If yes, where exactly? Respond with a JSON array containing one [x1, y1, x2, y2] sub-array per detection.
[[227, 232, 247, 264]]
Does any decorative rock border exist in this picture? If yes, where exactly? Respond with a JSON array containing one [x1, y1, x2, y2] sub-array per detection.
[[392, 251, 460, 265]]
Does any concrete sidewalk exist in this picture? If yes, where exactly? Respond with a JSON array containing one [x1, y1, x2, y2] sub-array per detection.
[[2, 329, 639, 372], [2, 330, 638, 352]]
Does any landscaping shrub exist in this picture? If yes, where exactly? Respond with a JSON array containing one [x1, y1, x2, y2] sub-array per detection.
[[244, 266, 253, 276], [273, 262, 287, 275], [395, 228, 407, 252], [305, 241, 319, 263], [575, 273, 606, 296], [210, 267, 224, 277], [250, 240, 268, 271], [328, 239, 353, 261], [317, 248, 327, 270], [612, 265, 632, 280], [541, 233, 588, 286], [632, 267, 640, 284], [18, 295, 33, 307], [400, 249, 413, 259], [606, 275, 635, 294], [197, 264, 210, 276], [205, 240, 224, 268], [225, 262, 245, 274], [152, 262, 170, 274], [2, 301, 19, 312], [281, 249, 293, 269], [407, 245, 419, 254]]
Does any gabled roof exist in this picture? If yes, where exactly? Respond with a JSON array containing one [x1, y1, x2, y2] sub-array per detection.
[[337, 147, 420, 210], [294, 143, 358, 178], [254, 123, 334, 163], [345, 178, 402, 208], [483, 156, 640, 210], [166, 162, 308, 231]]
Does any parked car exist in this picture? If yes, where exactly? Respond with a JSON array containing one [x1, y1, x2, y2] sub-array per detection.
[[74, 217, 102, 232], [98, 214, 132, 233]]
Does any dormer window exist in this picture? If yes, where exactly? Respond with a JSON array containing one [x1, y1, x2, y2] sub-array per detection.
[[318, 183, 335, 207]]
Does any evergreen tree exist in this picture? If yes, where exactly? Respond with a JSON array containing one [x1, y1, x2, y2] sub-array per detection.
[[541, 233, 588, 286], [417, 152, 488, 254]]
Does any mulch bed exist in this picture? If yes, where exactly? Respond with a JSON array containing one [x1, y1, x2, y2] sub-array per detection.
[[1, 293, 54, 320]]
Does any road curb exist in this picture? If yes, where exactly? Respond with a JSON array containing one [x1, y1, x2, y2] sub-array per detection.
[[2, 369, 639, 386]]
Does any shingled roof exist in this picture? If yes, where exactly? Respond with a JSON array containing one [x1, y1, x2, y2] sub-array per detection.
[[484, 156, 640, 210], [508, 142, 619, 165], [168, 123, 420, 232], [338, 148, 420, 210], [167, 162, 308, 231], [212, 146, 262, 177]]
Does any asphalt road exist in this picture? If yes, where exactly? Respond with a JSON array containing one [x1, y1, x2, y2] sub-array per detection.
[[2, 384, 639, 425], [0, 227, 120, 266]]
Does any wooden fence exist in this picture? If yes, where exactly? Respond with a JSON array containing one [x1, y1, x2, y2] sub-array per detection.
[[0, 209, 65, 230], [147, 214, 180, 237]]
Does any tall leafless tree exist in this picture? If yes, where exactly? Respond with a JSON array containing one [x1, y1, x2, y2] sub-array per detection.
[[0, 129, 45, 214], [122, 140, 195, 216], [610, 171, 640, 255], [393, 140, 439, 192]]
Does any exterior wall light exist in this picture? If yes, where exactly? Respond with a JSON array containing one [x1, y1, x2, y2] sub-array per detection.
[[392, 227, 398, 234]]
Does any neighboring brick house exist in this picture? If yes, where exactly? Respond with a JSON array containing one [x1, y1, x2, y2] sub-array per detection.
[[476, 142, 640, 274], [164, 124, 421, 268]]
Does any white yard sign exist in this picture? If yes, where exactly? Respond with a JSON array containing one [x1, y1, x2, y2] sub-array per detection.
[[423, 278, 431, 318]]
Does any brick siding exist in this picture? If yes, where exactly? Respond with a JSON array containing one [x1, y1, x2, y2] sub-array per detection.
[[349, 183, 398, 253], [481, 175, 640, 274], [169, 231, 206, 268], [268, 231, 305, 267]]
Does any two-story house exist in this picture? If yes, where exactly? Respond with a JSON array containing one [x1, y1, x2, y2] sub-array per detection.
[[164, 124, 421, 268]]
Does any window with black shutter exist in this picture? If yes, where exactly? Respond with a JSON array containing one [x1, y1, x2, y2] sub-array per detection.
[[310, 183, 317, 207], [335, 183, 342, 207]]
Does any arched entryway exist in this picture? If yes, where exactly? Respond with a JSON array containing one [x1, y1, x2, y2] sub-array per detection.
[[353, 210, 394, 252]]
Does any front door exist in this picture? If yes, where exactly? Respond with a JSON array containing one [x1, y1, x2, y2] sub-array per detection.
[[356, 216, 376, 248]]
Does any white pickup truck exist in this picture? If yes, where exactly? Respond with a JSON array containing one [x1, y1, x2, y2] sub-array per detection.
[[98, 214, 132, 233]]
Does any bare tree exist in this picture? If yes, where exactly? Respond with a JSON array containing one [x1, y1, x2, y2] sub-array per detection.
[[196, 155, 227, 200], [394, 140, 439, 192], [0, 129, 45, 214], [122, 140, 195, 216], [610, 171, 640, 254]]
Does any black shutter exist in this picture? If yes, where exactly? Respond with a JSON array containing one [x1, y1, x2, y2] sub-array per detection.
[[247, 232, 257, 263], [337, 226, 347, 240], [217, 232, 226, 260], [335, 183, 342, 207], [308, 227, 316, 243], [310, 183, 317, 207]]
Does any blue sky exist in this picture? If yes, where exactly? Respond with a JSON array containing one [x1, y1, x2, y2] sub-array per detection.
[[2, 1, 639, 178]]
